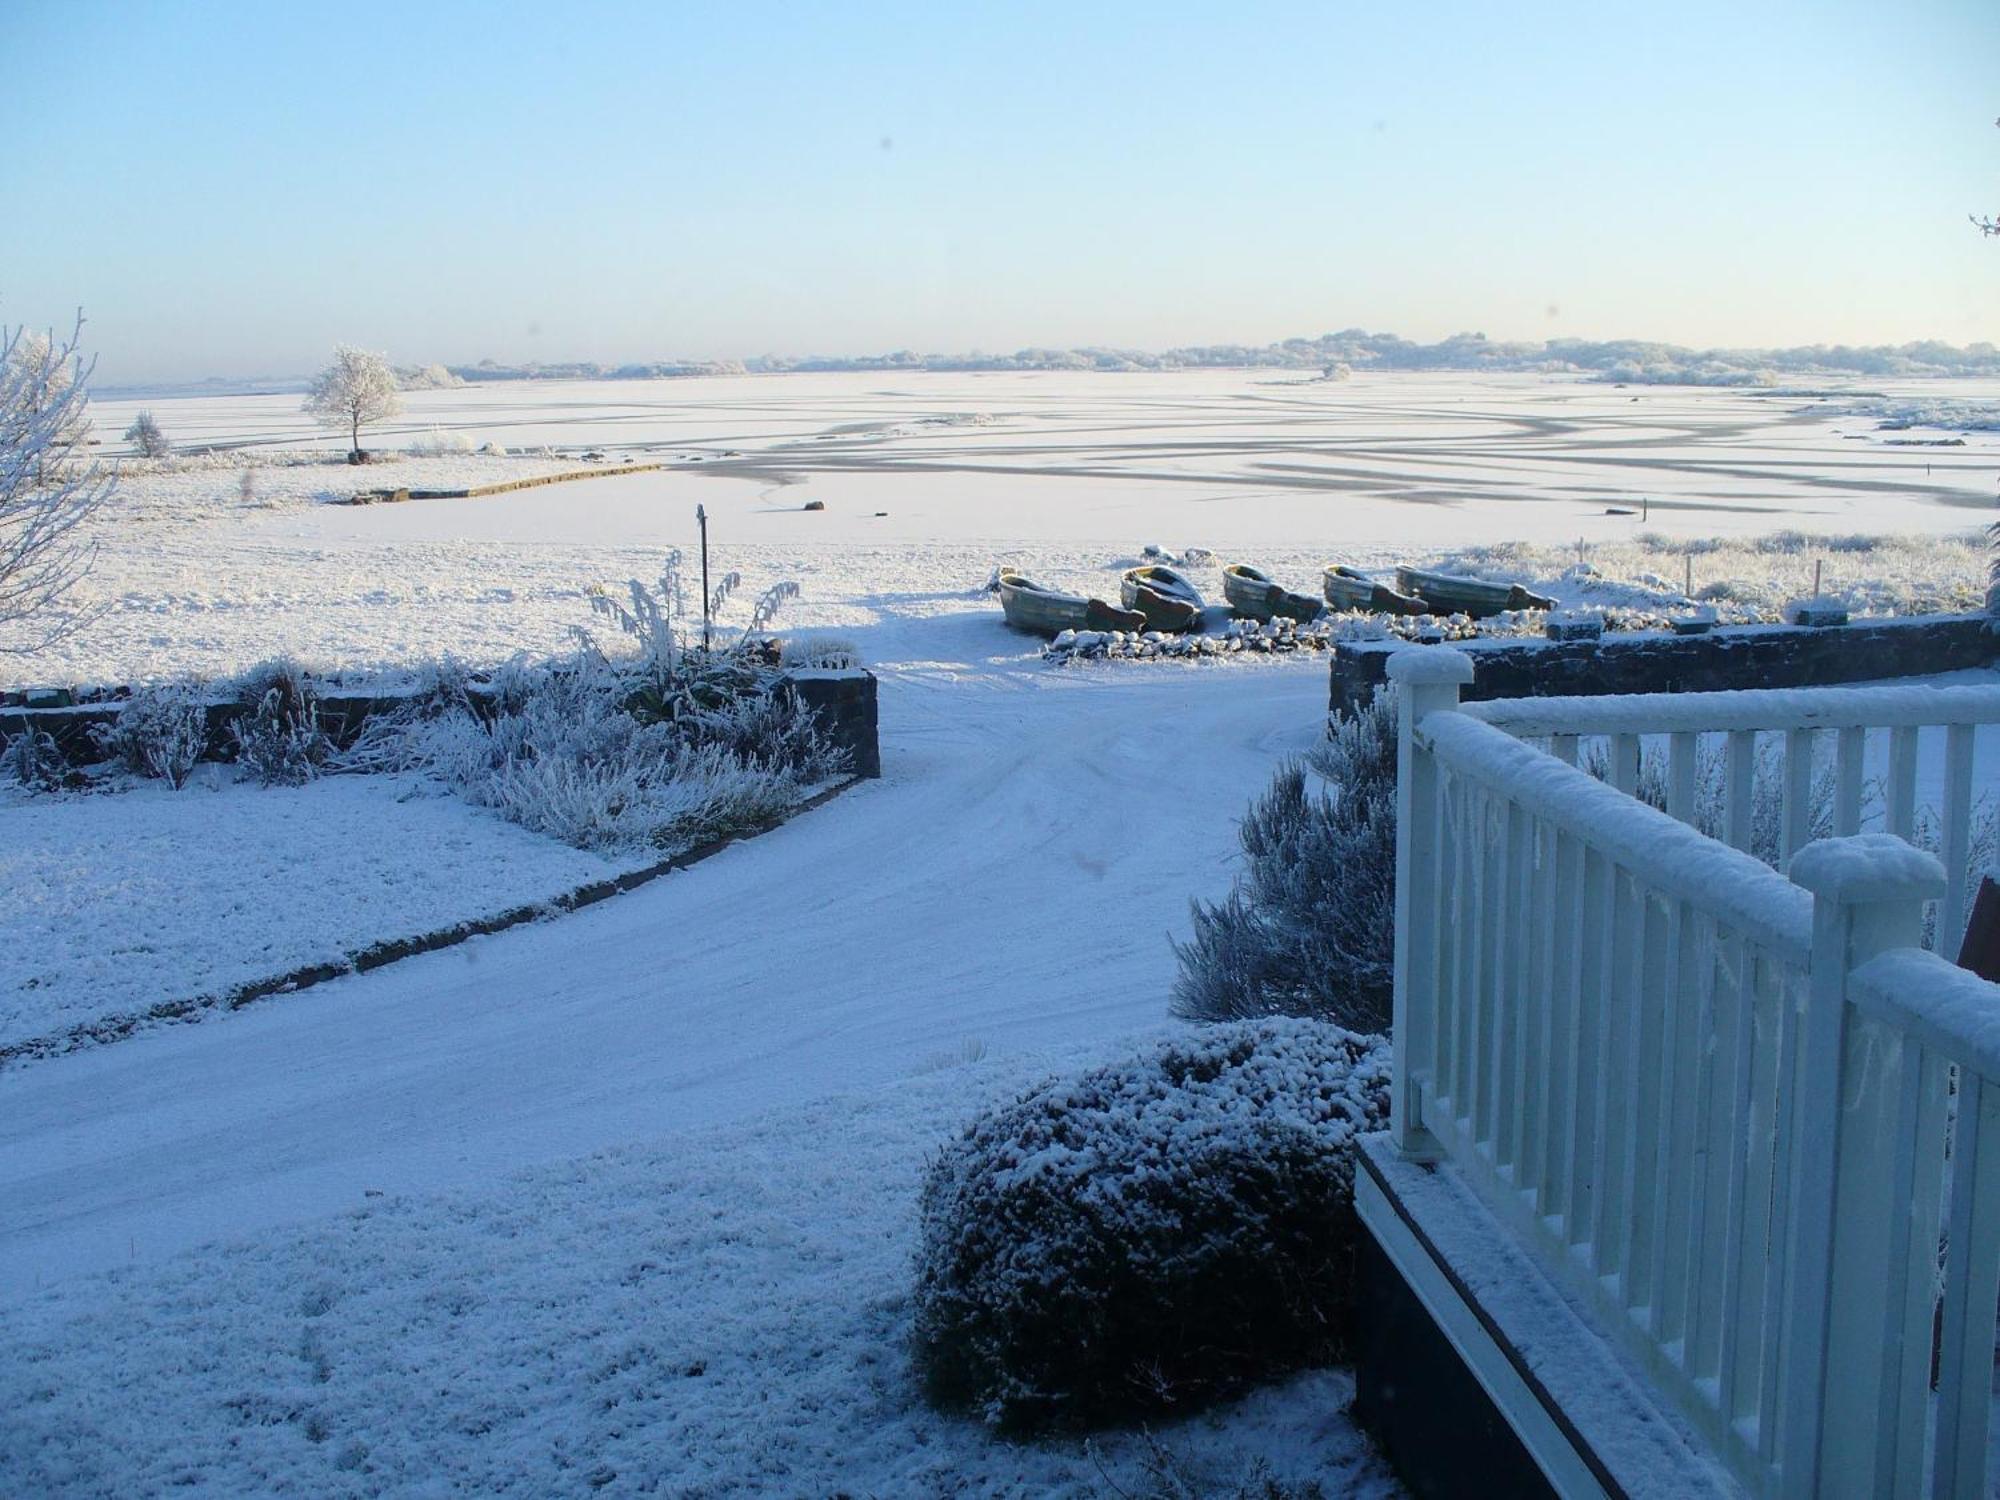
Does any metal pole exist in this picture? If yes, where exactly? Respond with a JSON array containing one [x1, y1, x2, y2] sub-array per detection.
[[697, 504, 711, 653]]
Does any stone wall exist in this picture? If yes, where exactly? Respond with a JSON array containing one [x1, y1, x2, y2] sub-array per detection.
[[1, 668, 881, 779], [782, 668, 880, 778], [1329, 613, 1996, 718]]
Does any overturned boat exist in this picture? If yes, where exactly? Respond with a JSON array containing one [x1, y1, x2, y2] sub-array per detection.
[[1222, 564, 1322, 623], [1394, 566, 1557, 618], [1321, 564, 1429, 616], [998, 572, 1145, 637], [1120, 565, 1206, 632]]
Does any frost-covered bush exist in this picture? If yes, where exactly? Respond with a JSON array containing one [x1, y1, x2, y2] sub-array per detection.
[[229, 659, 332, 786], [912, 1020, 1391, 1434], [404, 426, 474, 456], [1172, 692, 1397, 1032], [92, 685, 208, 788], [351, 652, 842, 852], [1987, 519, 1998, 618], [1, 725, 66, 791]]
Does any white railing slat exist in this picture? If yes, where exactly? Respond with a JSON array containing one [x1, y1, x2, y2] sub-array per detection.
[[1724, 728, 1758, 855], [1885, 725, 1919, 842], [1940, 722, 1974, 955], [1779, 727, 1815, 874], [1833, 725, 1865, 837]]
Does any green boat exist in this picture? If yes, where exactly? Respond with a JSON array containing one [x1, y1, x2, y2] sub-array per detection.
[[1393, 566, 1557, 618], [1222, 564, 1322, 623], [1322, 564, 1429, 616], [998, 573, 1146, 637], [1120, 565, 1206, 632]]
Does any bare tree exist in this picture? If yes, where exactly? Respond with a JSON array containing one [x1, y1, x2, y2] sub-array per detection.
[[0, 315, 113, 653], [302, 344, 402, 460], [124, 410, 170, 458]]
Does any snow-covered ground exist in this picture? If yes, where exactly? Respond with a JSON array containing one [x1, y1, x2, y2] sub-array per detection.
[[0, 773, 654, 1054], [3, 371, 1997, 1493], [0, 1036, 1395, 1497]]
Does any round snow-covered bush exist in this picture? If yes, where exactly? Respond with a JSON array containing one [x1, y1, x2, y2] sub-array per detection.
[[912, 1019, 1391, 1434]]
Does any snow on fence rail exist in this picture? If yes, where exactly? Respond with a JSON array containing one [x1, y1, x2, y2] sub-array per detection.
[[1461, 680, 2000, 958], [1387, 649, 2000, 1499]]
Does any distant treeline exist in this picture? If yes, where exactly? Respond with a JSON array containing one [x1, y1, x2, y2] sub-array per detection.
[[439, 330, 2000, 387]]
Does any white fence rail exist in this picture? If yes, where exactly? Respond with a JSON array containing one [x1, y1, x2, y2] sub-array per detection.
[[1388, 651, 2000, 1499], [1460, 682, 2000, 958]]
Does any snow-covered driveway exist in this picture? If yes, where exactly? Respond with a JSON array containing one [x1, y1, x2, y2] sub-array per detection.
[[0, 656, 1328, 1297]]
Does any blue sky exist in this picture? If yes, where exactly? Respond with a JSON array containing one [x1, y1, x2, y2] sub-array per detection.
[[4, 0, 1997, 381]]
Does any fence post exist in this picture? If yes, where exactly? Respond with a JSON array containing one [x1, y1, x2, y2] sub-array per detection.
[[1780, 834, 1946, 1496], [1386, 648, 1476, 1162]]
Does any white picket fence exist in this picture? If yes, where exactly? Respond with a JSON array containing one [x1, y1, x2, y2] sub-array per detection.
[[1387, 651, 2000, 1499]]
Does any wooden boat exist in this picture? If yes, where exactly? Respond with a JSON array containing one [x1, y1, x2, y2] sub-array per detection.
[[1120, 565, 1206, 632], [1394, 566, 1557, 618], [997, 572, 1145, 636], [1222, 564, 1322, 623], [1321, 564, 1429, 616]]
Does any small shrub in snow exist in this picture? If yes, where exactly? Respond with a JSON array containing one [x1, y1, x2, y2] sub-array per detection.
[[1, 725, 67, 792], [404, 426, 474, 456], [92, 685, 208, 788], [1172, 692, 1397, 1033], [229, 660, 332, 786], [912, 1019, 1391, 1434], [351, 651, 842, 852]]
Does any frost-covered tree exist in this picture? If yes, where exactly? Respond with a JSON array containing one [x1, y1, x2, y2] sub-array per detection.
[[124, 410, 170, 458], [0, 315, 113, 652], [4, 328, 92, 477], [303, 344, 402, 458]]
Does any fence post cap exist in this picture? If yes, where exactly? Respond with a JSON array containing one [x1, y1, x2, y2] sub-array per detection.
[[1790, 833, 1946, 903], [1385, 647, 1476, 687]]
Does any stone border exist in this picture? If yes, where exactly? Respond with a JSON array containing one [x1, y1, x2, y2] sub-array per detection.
[[0, 669, 880, 782], [0, 776, 865, 1074], [1331, 613, 1996, 717]]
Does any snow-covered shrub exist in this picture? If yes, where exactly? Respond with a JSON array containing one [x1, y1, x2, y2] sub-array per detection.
[[228, 661, 332, 786], [404, 426, 474, 456], [912, 1019, 1391, 1434], [1988, 519, 1998, 619], [1, 725, 66, 792], [1172, 692, 1397, 1032], [352, 651, 841, 852], [92, 685, 208, 788], [778, 632, 862, 670]]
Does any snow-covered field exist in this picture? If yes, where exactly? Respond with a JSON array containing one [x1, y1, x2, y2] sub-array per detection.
[[10, 369, 1992, 685], [3, 370, 1997, 1494]]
